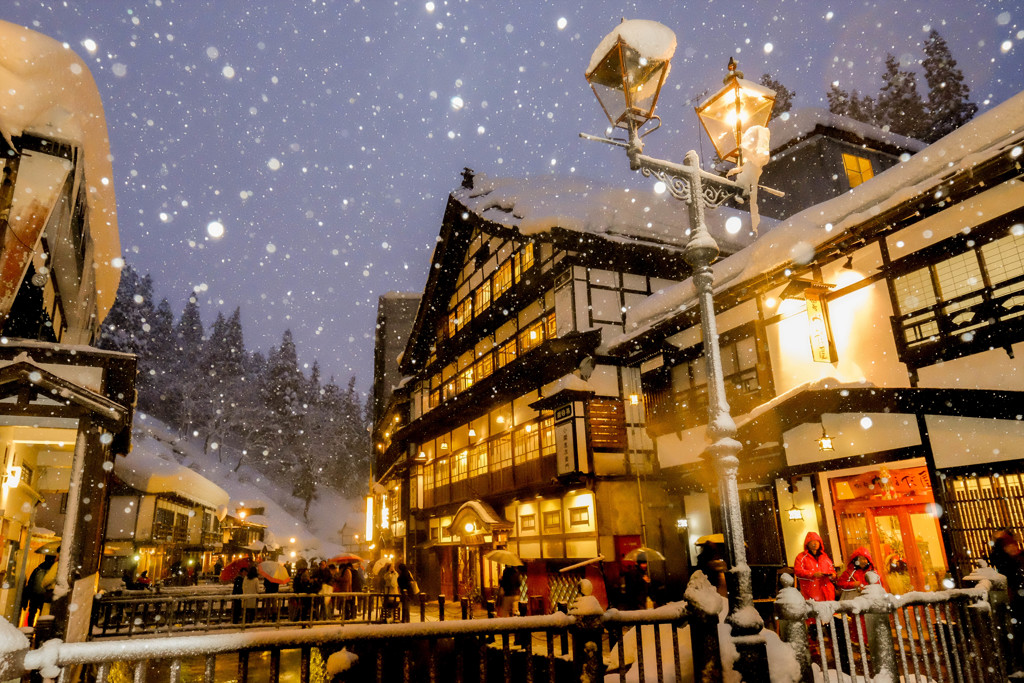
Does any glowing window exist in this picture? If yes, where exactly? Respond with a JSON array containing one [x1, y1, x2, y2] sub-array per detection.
[[842, 153, 874, 188]]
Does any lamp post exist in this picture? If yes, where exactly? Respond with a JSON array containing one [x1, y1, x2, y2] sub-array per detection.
[[583, 19, 776, 644]]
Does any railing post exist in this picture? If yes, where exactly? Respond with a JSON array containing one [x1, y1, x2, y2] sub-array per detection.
[[773, 573, 811, 682], [461, 596, 470, 620], [438, 594, 445, 622], [862, 572, 897, 681], [684, 571, 726, 683], [985, 565, 1016, 674], [569, 579, 604, 683], [485, 599, 496, 619], [557, 601, 569, 655], [419, 592, 426, 622]]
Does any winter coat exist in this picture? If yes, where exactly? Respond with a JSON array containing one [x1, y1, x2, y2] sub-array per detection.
[[837, 546, 875, 591], [383, 568, 399, 595], [335, 565, 353, 593], [241, 575, 261, 610], [793, 531, 836, 601]]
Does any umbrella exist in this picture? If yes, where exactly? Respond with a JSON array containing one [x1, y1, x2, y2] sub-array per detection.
[[484, 549, 524, 566], [330, 553, 364, 564], [219, 558, 251, 583], [257, 560, 290, 584], [623, 547, 666, 562], [371, 558, 392, 574], [695, 534, 725, 546]]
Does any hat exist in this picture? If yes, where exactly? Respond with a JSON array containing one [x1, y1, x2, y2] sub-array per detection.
[[696, 534, 725, 545]]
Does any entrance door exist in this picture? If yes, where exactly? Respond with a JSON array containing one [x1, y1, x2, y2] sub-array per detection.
[[832, 466, 947, 594]]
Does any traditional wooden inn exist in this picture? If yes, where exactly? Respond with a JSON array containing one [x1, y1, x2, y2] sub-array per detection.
[[371, 169, 760, 609], [0, 20, 136, 635], [604, 91, 1024, 597]]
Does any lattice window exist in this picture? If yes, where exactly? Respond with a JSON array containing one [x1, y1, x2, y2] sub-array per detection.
[[842, 153, 874, 188]]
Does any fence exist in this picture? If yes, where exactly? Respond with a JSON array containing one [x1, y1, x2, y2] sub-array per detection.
[[774, 563, 1017, 682], [2, 581, 706, 683]]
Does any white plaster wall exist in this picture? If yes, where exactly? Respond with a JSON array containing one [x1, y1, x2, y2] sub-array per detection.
[[926, 415, 1024, 469]]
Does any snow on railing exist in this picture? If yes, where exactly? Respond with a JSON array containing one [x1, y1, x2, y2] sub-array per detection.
[[3, 580, 710, 683], [775, 567, 1014, 682]]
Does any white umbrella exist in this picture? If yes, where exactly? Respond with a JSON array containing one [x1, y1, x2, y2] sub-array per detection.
[[371, 558, 392, 574], [484, 549, 524, 566]]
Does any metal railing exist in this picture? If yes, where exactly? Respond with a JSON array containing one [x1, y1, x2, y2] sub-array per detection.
[[2, 584, 707, 683], [775, 564, 1016, 682]]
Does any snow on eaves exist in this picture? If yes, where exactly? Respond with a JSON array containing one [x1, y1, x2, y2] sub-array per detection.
[[608, 90, 1024, 352], [453, 173, 767, 255], [117, 429, 230, 510], [768, 108, 928, 155], [0, 20, 122, 319]]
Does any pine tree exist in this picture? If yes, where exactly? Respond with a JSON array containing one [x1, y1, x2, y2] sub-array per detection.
[[99, 264, 155, 357], [172, 295, 206, 432], [760, 74, 794, 119], [921, 30, 977, 142], [873, 54, 927, 139]]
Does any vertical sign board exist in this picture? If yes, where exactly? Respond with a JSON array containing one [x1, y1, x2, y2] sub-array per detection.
[[554, 403, 578, 475], [805, 292, 838, 363]]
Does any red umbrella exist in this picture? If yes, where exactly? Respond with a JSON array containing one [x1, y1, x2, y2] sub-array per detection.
[[257, 560, 290, 584], [329, 553, 364, 564], [219, 558, 251, 583]]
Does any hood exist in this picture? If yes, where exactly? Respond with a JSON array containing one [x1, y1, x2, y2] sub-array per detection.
[[803, 531, 824, 552], [847, 546, 874, 568]]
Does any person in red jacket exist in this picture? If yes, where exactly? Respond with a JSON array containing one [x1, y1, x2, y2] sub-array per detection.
[[794, 531, 836, 601], [837, 546, 875, 596]]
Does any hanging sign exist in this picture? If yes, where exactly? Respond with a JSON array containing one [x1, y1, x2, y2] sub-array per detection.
[[805, 291, 838, 363]]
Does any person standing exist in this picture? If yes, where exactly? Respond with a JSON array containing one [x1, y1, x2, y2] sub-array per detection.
[[498, 565, 521, 617], [794, 531, 836, 601], [837, 546, 876, 646], [241, 565, 260, 624], [990, 528, 1024, 667], [396, 563, 417, 622], [380, 564, 400, 622], [23, 556, 56, 627]]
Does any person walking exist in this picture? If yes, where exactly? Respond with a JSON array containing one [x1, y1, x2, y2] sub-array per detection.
[[498, 565, 521, 617]]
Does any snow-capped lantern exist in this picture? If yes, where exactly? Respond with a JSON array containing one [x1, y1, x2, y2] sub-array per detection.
[[695, 58, 777, 164], [585, 19, 677, 133]]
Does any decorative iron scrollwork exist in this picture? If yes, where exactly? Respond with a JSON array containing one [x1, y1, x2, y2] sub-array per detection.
[[639, 166, 742, 208]]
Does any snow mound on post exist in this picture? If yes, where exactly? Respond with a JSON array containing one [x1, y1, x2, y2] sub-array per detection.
[[587, 19, 677, 74], [326, 647, 359, 675]]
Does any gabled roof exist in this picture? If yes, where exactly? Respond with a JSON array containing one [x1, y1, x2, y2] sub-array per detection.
[[399, 171, 768, 374], [606, 90, 1024, 355], [767, 108, 927, 157]]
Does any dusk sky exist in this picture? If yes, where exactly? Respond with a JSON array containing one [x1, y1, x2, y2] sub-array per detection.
[[4, 1, 1021, 392]]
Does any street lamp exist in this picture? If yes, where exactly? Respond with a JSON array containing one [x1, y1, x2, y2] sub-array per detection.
[[583, 19, 775, 641]]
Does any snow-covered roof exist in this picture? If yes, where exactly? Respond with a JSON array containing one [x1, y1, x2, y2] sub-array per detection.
[[768, 108, 928, 155], [586, 19, 677, 75], [609, 90, 1024, 350], [0, 20, 121, 320], [454, 173, 768, 255], [117, 432, 230, 509]]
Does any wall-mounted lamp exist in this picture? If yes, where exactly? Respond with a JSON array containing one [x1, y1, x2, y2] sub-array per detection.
[[817, 423, 834, 452], [440, 441, 449, 450], [3, 465, 22, 489], [468, 428, 476, 438], [675, 517, 688, 530], [464, 522, 476, 534]]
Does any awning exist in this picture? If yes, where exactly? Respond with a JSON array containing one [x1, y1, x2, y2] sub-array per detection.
[[445, 500, 514, 537]]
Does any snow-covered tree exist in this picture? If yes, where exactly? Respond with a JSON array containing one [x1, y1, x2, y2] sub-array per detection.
[[760, 74, 794, 119], [827, 83, 877, 123], [875, 54, 927, 139], [921, 30, 977, 142]]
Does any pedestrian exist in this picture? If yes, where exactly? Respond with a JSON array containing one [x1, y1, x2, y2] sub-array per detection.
[[23, 555, 56, 627], [837, 546, 876, 645], [498, 565, 521, 617], [292, 559, 315, 621], [990, 528, 1024, 665], [213, 558, 224, 579], [242, 565, 260, 624], [696, 534, 728, 598], [380, 564, 399, 622], [136, 570, 152, 589], [231, 572, 245, 624], [621, 554, 652, 610], [794, 531, 836, 601], [794, 532, 840, 661], [396, 563, 418, 622], [262, 574, 281, 621], [336, 562, 354, 620]]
